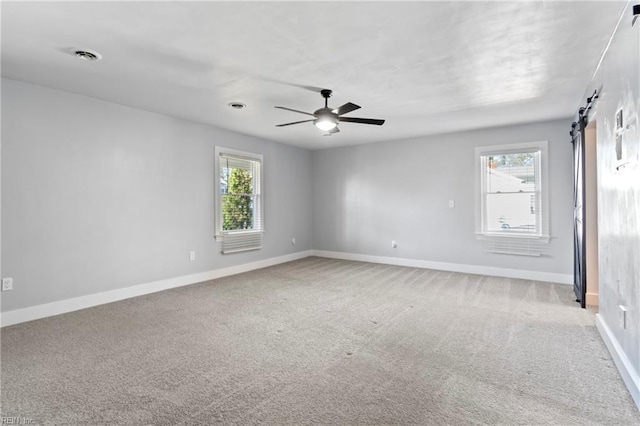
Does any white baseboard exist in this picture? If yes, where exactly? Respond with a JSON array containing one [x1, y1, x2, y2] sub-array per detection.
[[596, 313, 640, 410], [0, 250, 313, 328], [0, 249, 572, 328], [312, 250, 573, 284]]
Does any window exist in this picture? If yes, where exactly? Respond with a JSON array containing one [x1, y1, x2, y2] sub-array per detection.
[[475, 141, 549, 255], [215, 147, 263, 253]]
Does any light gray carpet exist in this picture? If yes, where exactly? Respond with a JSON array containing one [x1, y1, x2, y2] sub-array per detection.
[[1, 257, 639, 425]]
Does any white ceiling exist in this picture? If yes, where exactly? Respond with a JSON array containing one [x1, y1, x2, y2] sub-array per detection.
[[1, 1, 625, 149]]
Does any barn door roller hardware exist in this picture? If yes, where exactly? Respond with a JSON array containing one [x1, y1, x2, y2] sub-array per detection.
[[570, 90, 598, 138]]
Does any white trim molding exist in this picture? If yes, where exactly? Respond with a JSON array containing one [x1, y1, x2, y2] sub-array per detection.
[[596, 313, 640, 410], [1, 249, 573, 328], [0, 250, 312, 328], [312, 250, 573, 284]]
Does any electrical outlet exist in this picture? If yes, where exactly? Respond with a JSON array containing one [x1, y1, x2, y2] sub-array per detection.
[[391, 240, 398, 248], [189, 251, 196, 261], [2, 277, 13, 291], [291, 237, 296, 246], [619, 305, 627, 329]]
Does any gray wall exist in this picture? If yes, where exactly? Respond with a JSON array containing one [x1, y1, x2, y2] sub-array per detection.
[[312, 119, 574, 276], [0, 78, 575, 316], [581, 9, 640, 391], [1, 78, 312, 312]]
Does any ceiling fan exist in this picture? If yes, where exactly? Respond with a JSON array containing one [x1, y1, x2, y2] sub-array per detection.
[[275, 89, 385, 135]]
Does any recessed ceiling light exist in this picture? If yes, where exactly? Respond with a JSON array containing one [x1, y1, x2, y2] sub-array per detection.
[[74, 49, 102, 62], [229, 102, 246, 110]]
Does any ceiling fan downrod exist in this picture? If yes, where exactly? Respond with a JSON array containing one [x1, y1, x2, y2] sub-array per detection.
[[320, 89, 332, 108]]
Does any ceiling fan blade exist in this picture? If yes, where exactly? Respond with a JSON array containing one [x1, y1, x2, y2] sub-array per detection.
[[333, 102, 361, 116], [276, 119, 315, 127], [274, 106, 316, 117], [253, 75, 325, 93], [339, 117, 386, 126]]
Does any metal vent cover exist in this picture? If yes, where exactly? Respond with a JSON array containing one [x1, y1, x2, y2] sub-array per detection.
[[74, 49, 102, 61]]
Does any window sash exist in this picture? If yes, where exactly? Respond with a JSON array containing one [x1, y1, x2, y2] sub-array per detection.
[[480, 150, 542, 237], [218, 152, 262, 233]]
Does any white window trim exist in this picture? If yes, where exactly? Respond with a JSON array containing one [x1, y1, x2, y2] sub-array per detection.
[[475, 141, 550, 255], [214, 146, 264, 252]]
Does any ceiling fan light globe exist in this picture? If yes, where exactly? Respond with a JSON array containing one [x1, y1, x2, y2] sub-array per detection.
[[314, 118, 337, 131]]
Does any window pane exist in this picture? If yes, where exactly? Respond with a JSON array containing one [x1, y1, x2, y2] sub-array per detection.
[[486, 153, 535, 194], [221, 167, 253, 195], [484, 151, 538, 234], [222, 194, 254, 230], [220, 167, 228, 194], [221, 166, 255, 231], [485, 193, 537, 233]]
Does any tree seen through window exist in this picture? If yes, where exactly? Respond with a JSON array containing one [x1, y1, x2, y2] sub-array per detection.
[[222, 167, 254, 231]]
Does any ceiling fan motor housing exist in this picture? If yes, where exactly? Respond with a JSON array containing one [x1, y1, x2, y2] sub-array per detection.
[[314, 107, 338, 119]]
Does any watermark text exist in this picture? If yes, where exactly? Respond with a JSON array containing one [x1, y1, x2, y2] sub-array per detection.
[[1, 417, 35, 425]]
